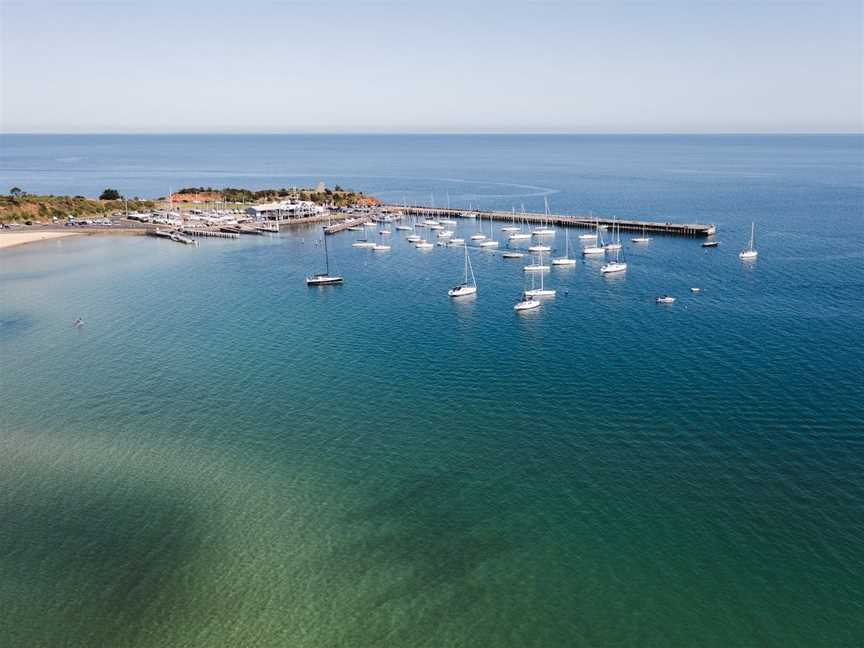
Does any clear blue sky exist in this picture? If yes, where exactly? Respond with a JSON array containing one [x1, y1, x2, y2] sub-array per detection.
[[1, 0, 861, 133]]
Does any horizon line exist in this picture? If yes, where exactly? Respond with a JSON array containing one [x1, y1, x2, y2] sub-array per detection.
[[2, 131, 863, 137]]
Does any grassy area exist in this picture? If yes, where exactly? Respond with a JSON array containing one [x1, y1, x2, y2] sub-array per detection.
[[0, 195, 156, 223]]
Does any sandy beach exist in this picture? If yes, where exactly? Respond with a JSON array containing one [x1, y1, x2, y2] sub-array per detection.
[[0, 231, 81, 250]]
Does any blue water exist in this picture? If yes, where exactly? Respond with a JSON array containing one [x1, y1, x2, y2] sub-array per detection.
[[1, 135, 863, 647]]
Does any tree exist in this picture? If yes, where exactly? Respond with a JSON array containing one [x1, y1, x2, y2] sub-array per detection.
[[99, 188, 122, 200], [9, 187, 22, 198]]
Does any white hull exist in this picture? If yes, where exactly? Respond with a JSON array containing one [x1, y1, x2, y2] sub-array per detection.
[[508, 233, 530, 241], [502, 252, 524, 259], [479, 240, 499, 248], [306, 274, 343, 285], [656, 296, 676, 304], [449, 238, 465, 245], [501, 226, 520, 232], [578, 234, 597, 241], [438, 230, 454, 238], [352, 241, 375, 248], [406, 235, 421, 243], [348, 226, 364, 231], [415, 242, 434, 249], [604, 243, 622, 251], [448, 285, 477, 297], [739, 250, 758, 259], [523, 264, 550, 272], [631, 237, 651, 243], [470, 234, 487, 241], [395, 225, 412, 231], [441, 219, 457, 226], [552, 257, 576, 266], [528, 245, 550, 252], [532, 229, 555, 236], [601, 262, 627, 274], [379, 230, 391, 235], [514, 299, 541, 311], [524, 289, 556, 297], [372, 244, 391, 251], [582, 246, 605, 255]]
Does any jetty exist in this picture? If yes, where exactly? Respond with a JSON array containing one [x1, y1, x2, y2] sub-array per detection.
[[390, 206, 716, 237], [180, 228, 240, 239], [324, 217, 372, 235]]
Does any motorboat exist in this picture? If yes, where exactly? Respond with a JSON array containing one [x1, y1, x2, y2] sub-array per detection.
[[655, 295, 676, 304]]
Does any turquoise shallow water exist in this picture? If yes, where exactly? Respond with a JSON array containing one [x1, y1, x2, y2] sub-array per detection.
[[1, 135, 863, 646]]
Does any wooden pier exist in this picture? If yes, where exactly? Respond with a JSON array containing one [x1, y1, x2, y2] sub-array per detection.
[[181, 228, 240, 239], [324, 217, 372, 235], [391, 205, 716, 237]]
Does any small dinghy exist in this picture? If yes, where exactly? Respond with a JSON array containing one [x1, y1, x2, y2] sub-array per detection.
[[690, 287, 701, 293], [702, 240, 719, 248], [655, 295, 676, 304]]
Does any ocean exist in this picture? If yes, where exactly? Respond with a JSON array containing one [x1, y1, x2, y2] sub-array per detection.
[[1, 134, 863, 647]]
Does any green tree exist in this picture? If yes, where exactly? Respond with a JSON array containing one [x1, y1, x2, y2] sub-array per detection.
[[9, 187, 22, 198], [99, 188, 122, 200]]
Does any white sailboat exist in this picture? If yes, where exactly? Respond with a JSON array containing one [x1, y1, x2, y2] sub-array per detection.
[[479, 212, 499, 247], [306, 230, 343, 285], [582, 220, 605, 255], [631, 226, 651, 243], [604, 220, 622, 251], [739, 222, 758, 259], [514, 274, 541, 311], [502, 207, 520, 233], [351, 223, 376, 248], [532, 197, 556, 236], [528, 244, 551, 252], [470, 211, 487, 241], [524, 262, 556, 297], [523, 249, 551, 272], [448, 244, 478, 297], [552, 231, 577, 266], [600, 244, 627, 274]]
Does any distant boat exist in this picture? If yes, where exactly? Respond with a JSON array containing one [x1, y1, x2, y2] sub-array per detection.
[[372, 243, 391, 251], [438, 229, 454, 238], [480, 213, 499, 247], [690, 287, 701, 293], [739, 222, 758, 259], [631, 226, 651, 244], [395, 225, 412, 231], [528, 244, 551, 252], [502, 207, 520, 232], [532, 197, 556, 236], [514, 292, 541, 311], [655, 295, 676, 304], [508, 232, 530, 241], [502, 251, 524, 259], [306, 229, 343, 285], [448, 244, 478, 297], [449, 237, 465, 246], [702, 240, 719, 248], [348, 226, 364, 231], [415, 240, 434, 250], [552, 232, 577, 266], [470, 212, 487, 241]]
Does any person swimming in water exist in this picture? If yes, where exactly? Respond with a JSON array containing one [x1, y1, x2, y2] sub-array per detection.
[[73, 318, 84, 327]]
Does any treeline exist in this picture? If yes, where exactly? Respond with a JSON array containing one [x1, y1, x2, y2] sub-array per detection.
[[0, 192, 155, 222], [175, 185, 373, 208]]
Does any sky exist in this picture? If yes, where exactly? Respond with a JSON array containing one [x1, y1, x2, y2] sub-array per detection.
[[1, 0, 862, 133]]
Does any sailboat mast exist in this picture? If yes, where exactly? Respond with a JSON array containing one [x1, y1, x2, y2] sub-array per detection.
[[323, 230, 330, 275]]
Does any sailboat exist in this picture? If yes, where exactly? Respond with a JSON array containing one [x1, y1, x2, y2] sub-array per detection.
[[306, 230, 343, 285], [532, 197, 556, 236], [631, 226, 651, 243], [372, 226, 391, 251], [414, 226, 434, 249], [502, 207, 520, 233], [524, 261, 556, 297], [351, 222, 376, 248], [739, 222, 758, 259], [470, 211, 487, 241], [514, 274, 541, 310], [448, 244, 478, 297], [582, 220, 606, 255], [480, 212, 499, 248], [600, 244, 627, 274], [604, 220, 622, 251], [523, 249, 551, 272], [552, 231, 577, 266]]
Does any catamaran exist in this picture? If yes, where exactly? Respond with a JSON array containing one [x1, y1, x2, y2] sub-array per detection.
[[552, 231, 577, 266], [448, 244, 478, 297], [306, 230, 343, 285], [739, 222, 758, 259]]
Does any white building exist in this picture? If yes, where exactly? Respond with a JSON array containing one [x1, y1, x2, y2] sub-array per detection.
[[245, 200, 325, 221]]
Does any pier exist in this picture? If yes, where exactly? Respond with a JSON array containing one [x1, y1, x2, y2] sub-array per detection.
[[324, 217, 372, 235], [180, 228, 240, 239], [390, 206, 716, 237]]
